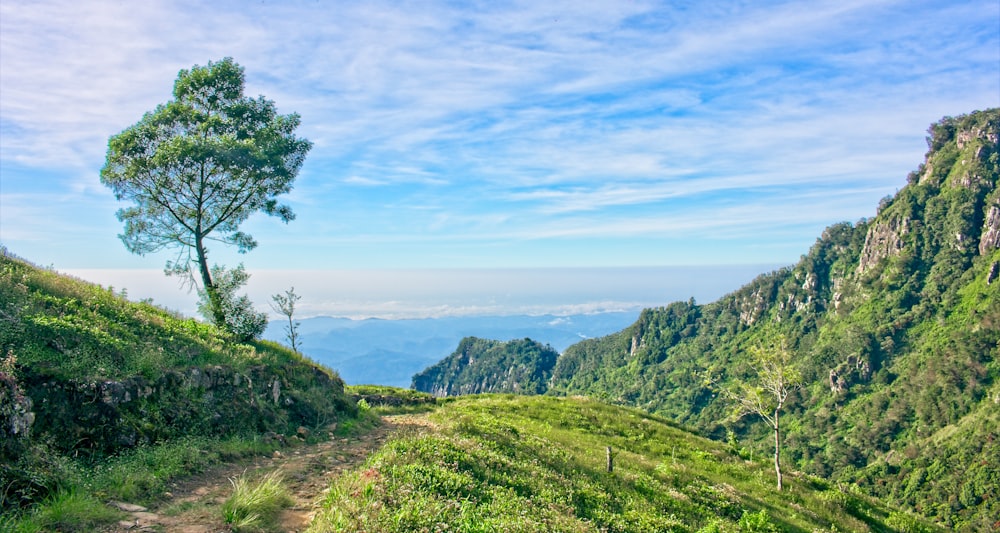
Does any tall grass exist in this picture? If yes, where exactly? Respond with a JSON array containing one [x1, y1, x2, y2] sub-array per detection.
[[1, 490, 122, 533]]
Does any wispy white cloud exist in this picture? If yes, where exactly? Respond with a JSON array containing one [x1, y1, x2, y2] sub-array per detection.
[[342, 176, 390, 187], [1, 0, 997, 276]]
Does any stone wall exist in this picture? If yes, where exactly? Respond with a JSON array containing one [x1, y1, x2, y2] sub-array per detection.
[[21, 364, 352, 457]]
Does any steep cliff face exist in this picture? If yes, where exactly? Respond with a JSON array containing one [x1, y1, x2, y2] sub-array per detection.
[[857, 216, 910, 274], [981, 204, 1000, 254], [546, 109, 1000, 530]]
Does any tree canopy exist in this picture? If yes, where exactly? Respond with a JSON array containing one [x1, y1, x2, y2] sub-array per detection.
[[101, 57, 311, 331]]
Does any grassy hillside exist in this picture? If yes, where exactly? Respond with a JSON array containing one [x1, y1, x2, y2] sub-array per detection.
[[0, 248, 305, 381], [312, 394, 937, 532], [0, 250, 356, 524]]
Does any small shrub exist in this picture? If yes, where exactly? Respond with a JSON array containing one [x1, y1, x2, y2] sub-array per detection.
[[697, 519, 724, 533], [885, 510, 935, 533], [738, 509, 778, 533]]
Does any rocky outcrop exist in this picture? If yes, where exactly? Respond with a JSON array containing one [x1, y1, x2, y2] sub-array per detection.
[[736, 278, 782, 327], [980, 204, 1000, 256], [857, 216, 910, 274], [828, 354, 873, 394], [955, 116, 1000, 150]]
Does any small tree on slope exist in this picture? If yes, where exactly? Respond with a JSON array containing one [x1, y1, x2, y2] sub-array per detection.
[[720, 333, 802, 490], [271, 287, 302, 353]]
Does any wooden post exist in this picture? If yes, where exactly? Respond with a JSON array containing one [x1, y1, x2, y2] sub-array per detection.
[[606, 446, 613, 473]]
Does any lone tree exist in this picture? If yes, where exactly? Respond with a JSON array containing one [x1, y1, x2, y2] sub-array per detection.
[[101, 58, 311, 331], [721, 333, 801, 490], [271, 287, 302, 353]]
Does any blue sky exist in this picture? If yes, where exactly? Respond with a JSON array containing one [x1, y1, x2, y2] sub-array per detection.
[[1, 0, 998, 317]]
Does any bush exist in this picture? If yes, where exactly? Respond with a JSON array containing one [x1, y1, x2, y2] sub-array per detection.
[[738, 509, 778, 533]]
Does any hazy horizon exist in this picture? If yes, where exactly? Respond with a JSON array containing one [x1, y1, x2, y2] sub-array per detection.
[[62, 264, 779, 320]]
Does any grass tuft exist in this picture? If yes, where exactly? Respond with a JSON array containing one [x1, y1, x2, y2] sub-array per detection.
[[7, 489, 122, 533], [222, 470, 294, 532]]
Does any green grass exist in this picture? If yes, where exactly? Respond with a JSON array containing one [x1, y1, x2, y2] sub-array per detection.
[[1, 433, 285, 531], [1, 489, 123, 533], [332, 402, 382, 437], [311, 395, 939, 532], [222, 470, 294, 532], [1, 250, 357, 523], [89, 434, 282, 503], [0, 251, 327, 381], [346, 384, 438, 414], [347, 384, 433, 400]]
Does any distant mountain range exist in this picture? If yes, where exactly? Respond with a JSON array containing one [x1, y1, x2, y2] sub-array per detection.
[[262, 311, 639, 387]]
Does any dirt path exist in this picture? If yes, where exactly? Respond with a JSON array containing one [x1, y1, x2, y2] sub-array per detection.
[[107, 414, 433, 533]]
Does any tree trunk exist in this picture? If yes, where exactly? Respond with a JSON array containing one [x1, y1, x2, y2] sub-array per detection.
[[286, 315, 299, 353], [773, 409, 783, 491], [194, 235, 225, 327]]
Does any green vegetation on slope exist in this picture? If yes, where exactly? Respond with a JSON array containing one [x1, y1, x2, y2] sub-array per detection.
[[311, 395, 937, 532], [0, 249, 357, 525], [541, 110, 1000, 530], [413, 109, 999, 530], [412, 337, 559, 396], [1, 248, 306, 381]]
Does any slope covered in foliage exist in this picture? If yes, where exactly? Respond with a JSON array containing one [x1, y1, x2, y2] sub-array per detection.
[[312, 395, 937, 532], [544, 109, 1000, 530], [412, 110, 999, 529], [0, 250, 356, 513], [412, 337, 559, 396]]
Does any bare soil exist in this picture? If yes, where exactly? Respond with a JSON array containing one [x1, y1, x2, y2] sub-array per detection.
[[105, 414, 433, 533]]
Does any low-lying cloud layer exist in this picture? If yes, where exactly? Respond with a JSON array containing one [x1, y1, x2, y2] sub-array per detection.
[[65, 265, 775, 320]]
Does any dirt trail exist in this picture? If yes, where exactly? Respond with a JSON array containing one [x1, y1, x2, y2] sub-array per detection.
[[107, 414, 433, 533]]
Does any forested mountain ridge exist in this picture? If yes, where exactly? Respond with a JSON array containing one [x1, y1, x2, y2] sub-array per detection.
[[418, 109, 1000, 529], [412, 337, 559, 396], [550, 109, 1000, 530]]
